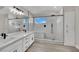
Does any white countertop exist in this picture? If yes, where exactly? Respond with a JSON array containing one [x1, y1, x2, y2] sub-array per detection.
[[0, 31, 34, 49]]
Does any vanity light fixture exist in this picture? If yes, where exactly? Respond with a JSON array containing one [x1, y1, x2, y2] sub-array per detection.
[[9, 6, 25, 15]]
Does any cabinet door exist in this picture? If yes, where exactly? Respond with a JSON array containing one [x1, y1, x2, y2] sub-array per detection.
[[23, 34, 34, 51], [17, 40, 23, 52], [29, 34, 34, 45], [23, 37, 29, 51]]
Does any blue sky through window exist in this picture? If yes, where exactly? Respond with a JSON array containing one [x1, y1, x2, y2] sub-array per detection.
[[35, 17, 47, 24]]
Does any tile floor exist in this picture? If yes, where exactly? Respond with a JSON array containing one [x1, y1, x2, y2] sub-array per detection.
[[27, 39, 79, 52]]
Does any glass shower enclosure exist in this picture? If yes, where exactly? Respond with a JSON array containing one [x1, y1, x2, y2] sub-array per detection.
[[33, 16, 64, 44]]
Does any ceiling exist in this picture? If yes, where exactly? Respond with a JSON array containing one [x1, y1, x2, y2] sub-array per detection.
[[22, 6, 63, 17], [64, 6, 76, 11], [0, 6, 77, 17], [0, 6, 63, 17]]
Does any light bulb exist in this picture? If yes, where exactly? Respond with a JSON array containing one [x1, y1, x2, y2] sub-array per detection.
[[21, 13, 23, 15], [23, 13, 24, 15], [10, 8, 14, 12], [13, 8, 17, 14], [9, 7, 25, 15], [19, 12, 22, 15], [16, 10, 19, 15], [21, 12, 24, 15]]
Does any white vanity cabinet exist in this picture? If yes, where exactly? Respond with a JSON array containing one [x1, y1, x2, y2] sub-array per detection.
[[0, 40, 23, 52], [0, 32, 34, 52], [23, 34, 34, 51]]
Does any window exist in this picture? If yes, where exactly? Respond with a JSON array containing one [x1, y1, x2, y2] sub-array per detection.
[[34, 17, 47, 24]]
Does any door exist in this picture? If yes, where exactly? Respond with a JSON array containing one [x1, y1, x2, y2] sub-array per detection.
[[44, 16, 64, 43], [64, 11, 75, 46], [44, 17, 57, 40]]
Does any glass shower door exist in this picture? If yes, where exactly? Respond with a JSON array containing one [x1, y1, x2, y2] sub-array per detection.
[[34, 16, 64, 43]]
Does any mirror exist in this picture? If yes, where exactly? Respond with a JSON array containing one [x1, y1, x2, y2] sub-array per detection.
[[8, 18, 29, 33], [8, 19, 23, 33]]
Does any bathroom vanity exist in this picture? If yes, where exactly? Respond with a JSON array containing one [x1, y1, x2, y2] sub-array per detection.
[[0, 32, 34, 52], [0, 7, 34, 52]]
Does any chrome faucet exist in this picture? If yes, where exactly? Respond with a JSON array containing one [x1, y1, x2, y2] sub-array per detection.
[[0, 33, 8, 39]]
